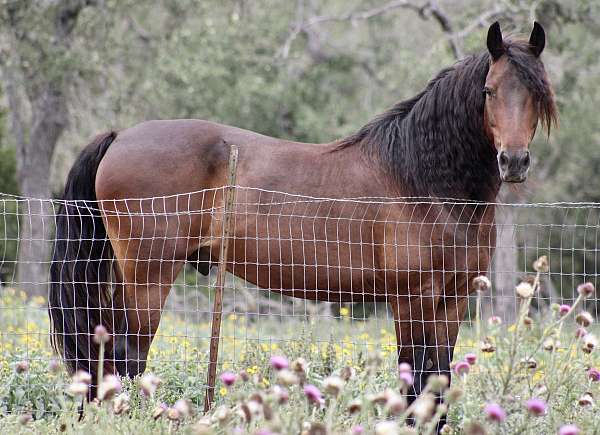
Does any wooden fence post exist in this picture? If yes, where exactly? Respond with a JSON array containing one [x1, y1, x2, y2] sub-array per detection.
[[204, 144, 239, 412]]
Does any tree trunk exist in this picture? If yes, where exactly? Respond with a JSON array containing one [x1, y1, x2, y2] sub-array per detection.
[[0, 0, 91, 296], [485, 189, 520, 324]]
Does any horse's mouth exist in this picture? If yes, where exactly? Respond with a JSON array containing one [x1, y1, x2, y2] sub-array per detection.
[[501, 174, 527, 183]]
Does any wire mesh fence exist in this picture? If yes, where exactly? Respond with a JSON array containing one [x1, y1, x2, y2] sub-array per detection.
[[1, 187, 599, 415]]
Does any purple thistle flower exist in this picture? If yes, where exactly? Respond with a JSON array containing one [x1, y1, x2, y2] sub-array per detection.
[[398, 362, 412, 373], [484, 403, 506, 422], [399, 371, 414, 386], [351, 425, 364, 435], [559, 425, 580, 435], [303, 384, 323, 405], [559, 304, 571, 316], [465, 353, 477, 365], [577, 282, 595, 298], [220, 371, 236, 387], [525, 398, 547, 416], [454, 361, 470, 376], [269, 355, 289, 371], [587, 367, 600, 382]]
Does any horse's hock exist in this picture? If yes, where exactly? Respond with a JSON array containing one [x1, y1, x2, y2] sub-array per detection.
[[1, 188, 599, 410]]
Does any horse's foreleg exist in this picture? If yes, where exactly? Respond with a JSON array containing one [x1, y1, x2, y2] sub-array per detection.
[[427, 284, 470, 431], [390, 295, 433, 401]]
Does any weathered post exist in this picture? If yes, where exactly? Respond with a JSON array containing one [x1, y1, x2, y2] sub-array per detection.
[[204, 144, 239, 412]]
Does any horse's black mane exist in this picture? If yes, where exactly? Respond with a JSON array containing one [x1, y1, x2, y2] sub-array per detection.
[[337, 39, 557, 202]]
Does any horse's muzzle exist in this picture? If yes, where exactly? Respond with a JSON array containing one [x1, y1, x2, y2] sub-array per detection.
[[498, 149, 530, 183]]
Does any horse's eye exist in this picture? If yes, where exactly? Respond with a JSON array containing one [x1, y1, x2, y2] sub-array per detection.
[[483, 87, 495, 97]]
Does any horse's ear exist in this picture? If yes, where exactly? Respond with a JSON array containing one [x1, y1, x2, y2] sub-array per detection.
[[529, 21, 546, 57], [487, 21, 504, 61]]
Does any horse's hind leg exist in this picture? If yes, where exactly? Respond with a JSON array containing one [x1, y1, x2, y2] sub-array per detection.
[[110, 257, 184, 377]]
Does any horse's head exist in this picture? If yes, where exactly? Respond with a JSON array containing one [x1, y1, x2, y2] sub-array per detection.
[[483, 21, 557, 183]]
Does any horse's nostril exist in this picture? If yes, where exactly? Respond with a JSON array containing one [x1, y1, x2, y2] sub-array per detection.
[[498, 151, 509, 168], [522, 152, 531, 168]]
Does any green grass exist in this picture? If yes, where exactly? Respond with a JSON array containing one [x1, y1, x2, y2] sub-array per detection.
[[1, 284, 600, 434]]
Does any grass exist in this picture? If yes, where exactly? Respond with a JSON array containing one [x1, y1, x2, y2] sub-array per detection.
[[1, 274, 600, 434]]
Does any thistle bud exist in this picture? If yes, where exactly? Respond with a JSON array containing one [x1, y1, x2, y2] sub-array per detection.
[[276, 369, 299, 386], [18, 414, 33, 426], [67, 381, 88, 397], [93, 325, 110, 344], [533, 256, 549, 273], [323, 375, 344, 397], [488, 316, 502, 326], [543, 338, 558, 352], [427, 374, 449, 392], [166, 407, 180, 421], [519, 357, 538, 369], [272, 385, 289, 404], [140, 373, 162, 397], [15, 360, 29, 374], [582, 334, 598, 354], [347, 399, 362, 414], [577, 282, 595, 298], [412, 393, 436, 422], [173, 399, 192, 418], [97, 374, 122, 401], [516, 282, 534, 299], [445, 386, 463, 404], [481, 340, 496, 353], [375, 421, 399, 435], [213, 405, 230, 423], [73, 370, 92, 385], [49, 359, 61, 374], [152, 403, 168, 420], [113, 393, 130, 415], [291, 357, 307, 375], [472, 276, 491, 292], [576, 311, 594, 328], [386, 392, 407, 415], [340, 366, 356, 381], [578, 392, 594, 407]]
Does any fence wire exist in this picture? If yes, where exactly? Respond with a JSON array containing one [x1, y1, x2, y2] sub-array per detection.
[[1, 187, 599, 414]]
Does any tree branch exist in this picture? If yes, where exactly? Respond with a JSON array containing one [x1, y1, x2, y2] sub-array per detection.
[[279, 0, 423, 59]]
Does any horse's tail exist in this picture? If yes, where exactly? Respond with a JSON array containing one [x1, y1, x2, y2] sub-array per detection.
[[49, 132, 119, 381]]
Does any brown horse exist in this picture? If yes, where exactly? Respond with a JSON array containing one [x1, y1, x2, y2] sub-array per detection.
[[49, 21, 556, 408]]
